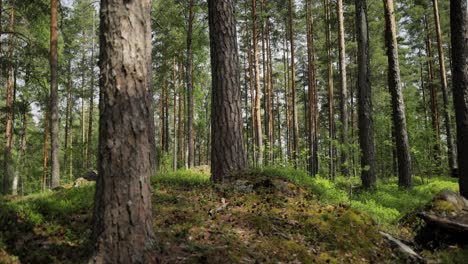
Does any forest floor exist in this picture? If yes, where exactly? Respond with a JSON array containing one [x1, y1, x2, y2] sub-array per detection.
[[0, 167, 467, 263]]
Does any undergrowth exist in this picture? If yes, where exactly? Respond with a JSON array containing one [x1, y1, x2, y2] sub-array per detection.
[[0, 167, 461, 263]]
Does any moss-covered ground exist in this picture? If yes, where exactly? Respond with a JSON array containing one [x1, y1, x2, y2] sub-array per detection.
[[0, 167, 466, 263]]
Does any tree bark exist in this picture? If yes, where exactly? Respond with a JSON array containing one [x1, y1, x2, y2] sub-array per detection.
[[432, 0, 457, 173], [3, 4, 15, 194], [337, 0, 349, 177], [86, 10, 96, 169], [325, 0, 335, 179], [50, 0, 60, 189], [208, 0, 247, 182], [288, 0, 299, 168], [306, 0, 317, 176], [251, 0, 263, 167], [355, 0, 376, 189], [451, 0, 468, 198], [91, 0, 156, 262], [383, 0, 413, 189], [173, 58, 178, 171], [42, 111, 49, 192], [424, 16, 441, 162], [186, 0, 195, 168], [80, 32, 87, 171], [13, 104, 27, 196], [177, 58, 185, 168]]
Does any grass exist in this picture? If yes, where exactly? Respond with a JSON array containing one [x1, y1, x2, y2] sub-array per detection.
[[0, 166, 463, 263]]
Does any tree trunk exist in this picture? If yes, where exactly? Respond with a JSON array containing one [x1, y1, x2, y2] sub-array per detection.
[[64, 60, 72, 176], [288, 0, 299, 168], [306, 0, 317, 176], [246, 26, 256, 166], [177, 58, 185, 168], [13, 105, 27, 196], [355, 0, 376, 189], [425, 16, 441, 163], [43, 111, 49, 192], [186, 0, 195, 168], [80, 32, 87, 171], [91, 0, 156, 262], [337, 0, 349, 177], [173, 58, 178, 171], [252, 0, 263, 167], [324, 0, 335, 179], [86, 11, 96, 169], [383, 0, 413, 189], [208, 0, 247, 182], [432, 0, 456, 173], [451, 0, 468, 198], [3, 4, 15, 194]]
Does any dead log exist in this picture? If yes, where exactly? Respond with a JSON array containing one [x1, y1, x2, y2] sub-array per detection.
[[380, 231, 425, 263], [417, 212, 468, 233]]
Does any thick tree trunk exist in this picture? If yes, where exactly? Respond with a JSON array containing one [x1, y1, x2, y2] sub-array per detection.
[[451, 0, 468, 198], [252, 0, 263, 167], [186, 0, 195, 168], [432, 0, 457, 173], [383, 0, 413, 189], [355, 0, 376, 189], [288, 0, 299, 168], [91, 0, 156, 262], [208, 0, 247, 182], [3, 5, 15, 194], [337, 0, 349, 177], [50, 0, 60, 189]]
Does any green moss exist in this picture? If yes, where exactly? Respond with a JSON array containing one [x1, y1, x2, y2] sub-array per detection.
[[432, 200, 457, 213]]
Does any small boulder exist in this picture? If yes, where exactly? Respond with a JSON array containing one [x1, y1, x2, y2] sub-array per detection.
[[434, 190, 468, 212], [73, 177, 92, 187]]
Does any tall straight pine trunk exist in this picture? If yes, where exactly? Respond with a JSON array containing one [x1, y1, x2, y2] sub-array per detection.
[[432, 0, 456, 173], [383, 0, 413, 188], [208, 0, 247, 182], [337, 0, 349, 177], [356, 0, 376, 189]]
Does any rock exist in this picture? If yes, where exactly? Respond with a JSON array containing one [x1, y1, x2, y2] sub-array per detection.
[[434, 190, 468, 211], [233, 180, 254, 194], [82, 170, 98, 181], [380, 231, 424, 263], [73, 177, 92, 187]]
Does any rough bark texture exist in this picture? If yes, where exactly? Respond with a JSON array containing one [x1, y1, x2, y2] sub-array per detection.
[[355, 0, 376, 189], [3, 5, 14, 194], [252, 0, 263, 167], [91, 0, 156, 262], [451, 0, 468, 198], [432, 0, 456, 173], [337, 0, 349, 177], [324, 0, 335, 179], [186, 0, 195, 168], [289, 0, 299, 168], [383, 0, 413, 189], [208, 0, 247, 182]]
